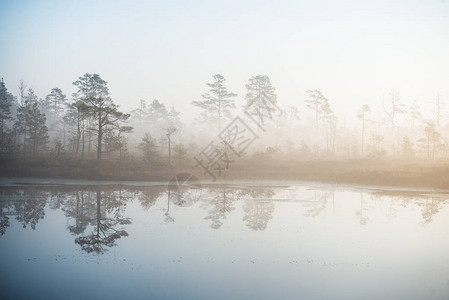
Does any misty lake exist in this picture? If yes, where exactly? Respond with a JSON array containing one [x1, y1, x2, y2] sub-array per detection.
[[1, 178, 449, 300]]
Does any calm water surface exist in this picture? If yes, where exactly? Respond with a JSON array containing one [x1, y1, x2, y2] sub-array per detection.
[[1, 178, 449, 300]]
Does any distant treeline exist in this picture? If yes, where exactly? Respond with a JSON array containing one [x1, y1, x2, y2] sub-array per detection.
[[0, 73, 448, 176]]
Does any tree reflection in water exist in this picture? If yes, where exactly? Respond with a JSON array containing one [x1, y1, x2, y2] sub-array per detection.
[[63, 189, 95, 235], [167, 173, 202, 208], [420, 197, 447, 224], [0, 185, 448, 247], [371, 190, 449, 224], [356, 192, 369, 225], [164, 191, 175, 223], [165, 173, 202, 223], [303, 189, 332, 218], [13, 190, 47, 230], [201, 187, 239, 229], [74, 189, 131, 254], [239, 188, 275, 231], [0, 201, 11, 236], [137, 186, 166, 211], [0, 189, 47, 236]]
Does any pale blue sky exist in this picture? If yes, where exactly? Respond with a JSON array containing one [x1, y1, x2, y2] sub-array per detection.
[[1, 0, 448, 123]]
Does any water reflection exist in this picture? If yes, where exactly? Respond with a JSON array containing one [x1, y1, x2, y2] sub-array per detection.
[[303, 189, 333, 217], [371, 190, 449, 224], [0, 201, 11, 235], [64, 189, 93, 235], [239, 188, 276, 230], [167, 173, 202, 207], [74, 190, 131, 254], [201, 187, 239, 229], [0, 184, 449, 251], [137, 186, 166, 211], [356, 192, 369, 225], [1, 183, 449, 300], [421, 197, 444, 223], [0, 189, 47, 232]]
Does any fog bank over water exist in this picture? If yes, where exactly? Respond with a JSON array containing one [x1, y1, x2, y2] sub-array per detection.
[[1, 2, 449, 299]]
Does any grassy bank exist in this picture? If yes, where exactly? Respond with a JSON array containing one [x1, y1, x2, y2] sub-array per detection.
[[228, 158, 449, 189], [1, 155, 449, 189]]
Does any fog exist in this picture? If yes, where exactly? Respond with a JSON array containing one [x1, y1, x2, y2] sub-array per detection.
[[1, 1, 448, 120], [2, 2, 449, 300], [1, 70, 448, 188]]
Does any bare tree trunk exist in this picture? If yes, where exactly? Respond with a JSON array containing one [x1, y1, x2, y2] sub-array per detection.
[[23, 120, 27, 152], [168, 136, 171, 165], [63, 121, 66, 149], [81, 120, 85, 159], [332, 125, 337, 153], [361, 116, 365, 155], [97, 116, 102, 161], [0, 119, 4, 143], [88, 119, 92, 154], [96, 190, 101, 249], [432, 136, 435, 159], [75, 116, 80, 155], [218, 95, 221, 133]]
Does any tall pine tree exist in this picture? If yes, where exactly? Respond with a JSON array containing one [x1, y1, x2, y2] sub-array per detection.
[[0, 78, 12, 142], [72, 73, 130, 160], [192, 74, 236, 132]]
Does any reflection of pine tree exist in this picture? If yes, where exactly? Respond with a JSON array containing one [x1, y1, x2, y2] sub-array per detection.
[[138, 186, 165, 211], [75, 190, 131, 254], [63, 190, 96, 235], [355, 193, 369, 225], [0, 215, 9, 236], [421, 197, 446, 224], [238, 188, 275, 231], [304, 190, 330, 217], [14, 190, 47, 230], [0, 202, 11, 236], [202, 188, 238, 229], [372, 191, 448, 224], [164, 192, 174, 223], [387, 198, 398, 219], [48, 190, 71, 210], [0, 189, 47, 235], [242, 199, 275, 231]]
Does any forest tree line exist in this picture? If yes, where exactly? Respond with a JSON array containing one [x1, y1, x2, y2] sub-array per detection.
[[0, 73, 448, 171]]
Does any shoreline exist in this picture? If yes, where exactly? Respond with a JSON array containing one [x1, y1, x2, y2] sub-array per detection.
[[1, 156, 449, 190], [1, 176, 449, 194]]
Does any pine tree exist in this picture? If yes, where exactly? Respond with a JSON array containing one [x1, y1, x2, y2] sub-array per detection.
[[383, 90, 406, 129], [14, 101, 30, 152], [0, 78, 12, 141], [244, 75, 277, 129], [357, 104, 371, 155], [27, 102, 49, 154], [72, 73, 130, 160], [64, 100, 89, 155], [45, 88, 67, 118], [14, 100, 48, 153], [24, 88, 38, 103], [192, 74, 236, 132], [401, 136, 414, 158], [305, 90, 327, 128], [138, 133, 160, 165]]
